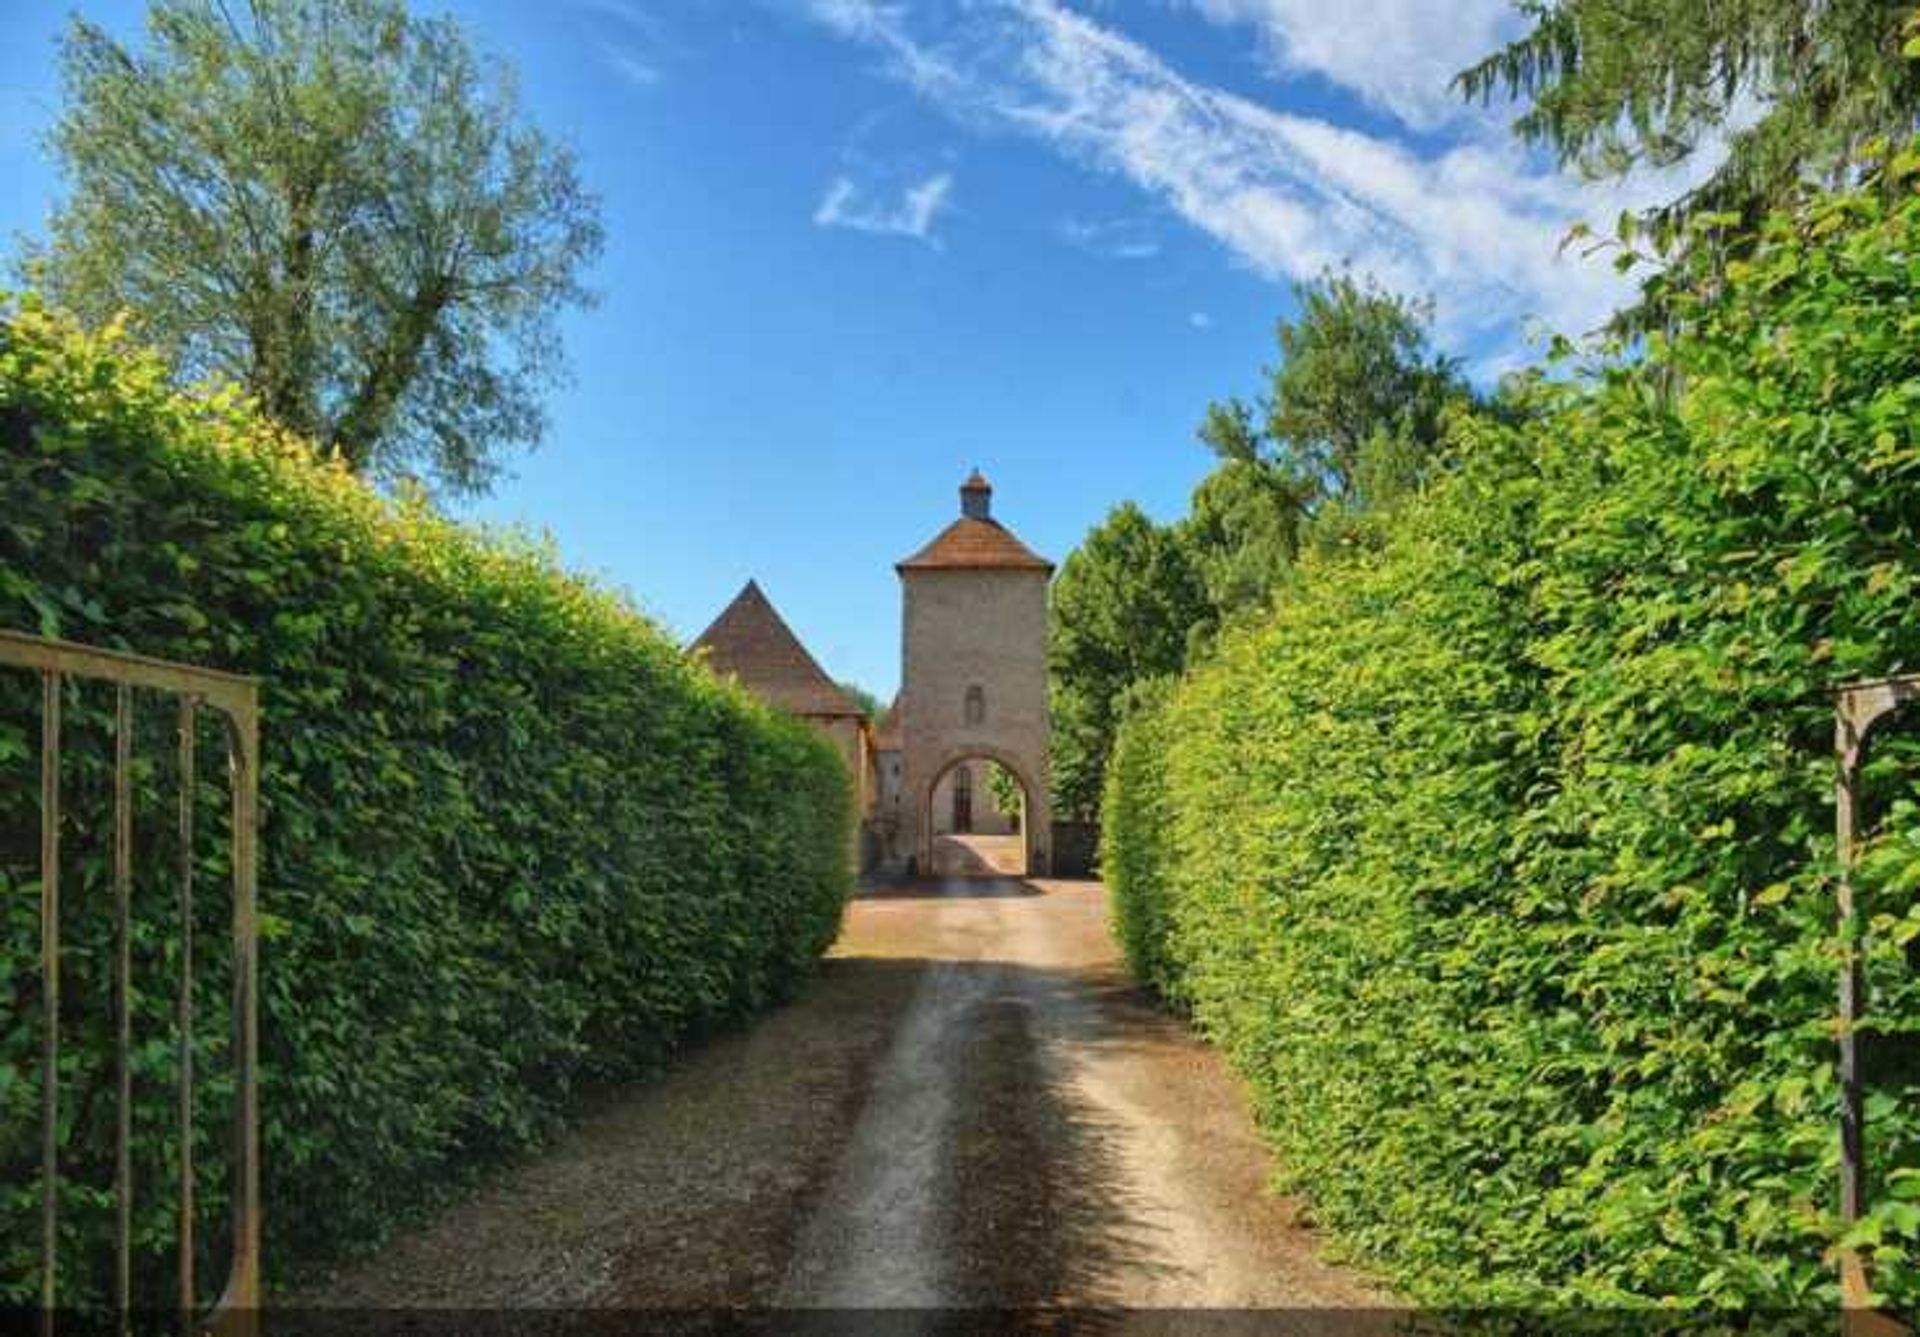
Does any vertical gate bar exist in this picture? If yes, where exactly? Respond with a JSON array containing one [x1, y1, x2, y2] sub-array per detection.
[[39, 668, 61, 1332], [178, 696, 196, 1329], [114, 682, 134, 1329], [226, 711, 261, 1324], [1836, 708, 1866, 1234]]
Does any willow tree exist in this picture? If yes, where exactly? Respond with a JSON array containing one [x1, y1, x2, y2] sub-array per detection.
[[31, 0, 603, 495]]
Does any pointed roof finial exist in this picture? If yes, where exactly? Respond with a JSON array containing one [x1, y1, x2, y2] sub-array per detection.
[[899, 470, 1052, 572]]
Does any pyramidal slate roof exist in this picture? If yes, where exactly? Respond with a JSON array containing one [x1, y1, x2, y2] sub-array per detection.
[[896, 471, 1053, 572], [690, 580, 865, 718]]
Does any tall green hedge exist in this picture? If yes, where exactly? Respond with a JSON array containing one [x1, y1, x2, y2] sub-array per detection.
[[1105, 164, 1920, 1308], [0, 297, 853, 1301]]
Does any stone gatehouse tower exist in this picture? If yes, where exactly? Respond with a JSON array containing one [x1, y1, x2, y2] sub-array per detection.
[[893, 471, 1053, 874]]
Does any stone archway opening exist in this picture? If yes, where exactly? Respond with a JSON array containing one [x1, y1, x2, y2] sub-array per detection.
[[926, 754, 1032, 877]]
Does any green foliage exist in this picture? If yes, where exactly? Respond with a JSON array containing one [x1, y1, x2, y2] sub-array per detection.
[[1200, 268, 1467, 538], [1456, 0, 1920, 254], [837, 681, 883, 719], [1176, 458, 1301, 622], [1054, 271, 1465, 837], [1047, 501, 1208, 822], [985, 761, 1022, 821], [1104, 162, 1920, 1308], [0, 297, 851, 1303], [1100, 675, 1180, 999], [28, 0, 603, 496]]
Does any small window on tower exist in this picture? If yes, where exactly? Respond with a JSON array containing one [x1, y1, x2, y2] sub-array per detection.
[[964, 685, 985, 726]]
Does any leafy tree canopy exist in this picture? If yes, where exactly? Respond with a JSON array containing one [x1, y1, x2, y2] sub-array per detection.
[[1199, 269, 1467, 521], [838, 680, 884, 719], [28, 0, 603, 496], [1456, 0, 1920, 241], [1177, 457, 1301, 622], [1051, 271, 1469, 824], [1048, 500, 1209, 821]]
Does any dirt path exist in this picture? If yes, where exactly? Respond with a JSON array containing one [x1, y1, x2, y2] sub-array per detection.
[[306, 876, 1388, 1314]]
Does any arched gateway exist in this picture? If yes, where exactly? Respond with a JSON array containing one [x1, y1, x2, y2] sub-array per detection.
[[893, 472, 1053, 876], [690, 471, 1051, 879]]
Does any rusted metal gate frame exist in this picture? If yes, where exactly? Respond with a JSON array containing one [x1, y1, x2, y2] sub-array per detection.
[[3, 628, 260, 1335], [1835, 675, 1919, 1335]]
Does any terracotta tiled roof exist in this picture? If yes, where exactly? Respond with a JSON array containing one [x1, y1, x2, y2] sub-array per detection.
[[896, 518, 1053, 572], [690, 580, 865, 718]]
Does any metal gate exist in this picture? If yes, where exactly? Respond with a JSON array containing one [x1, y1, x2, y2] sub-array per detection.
[[4, 629, 260, 1335], [1835, 675, 1919, 1336]]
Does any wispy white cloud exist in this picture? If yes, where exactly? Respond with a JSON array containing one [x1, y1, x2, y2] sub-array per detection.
[[814, 171, 955, 242], [1189, 310, 1212, 329], [601, 42, 662, 88], [1056, 216, 1161, 260], [805, 0, 973, 106], [1183, 0, 1522, 131], [575, 0, 680, 90], [798, 0, 1723, 346]]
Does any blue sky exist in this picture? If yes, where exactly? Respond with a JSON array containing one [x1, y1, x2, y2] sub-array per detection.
[[0, 0, 1706, 699]]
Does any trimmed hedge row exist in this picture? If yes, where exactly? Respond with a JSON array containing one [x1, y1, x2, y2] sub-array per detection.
[[1105, 168, 1920, 1307], [0, 298, 853, 1300]]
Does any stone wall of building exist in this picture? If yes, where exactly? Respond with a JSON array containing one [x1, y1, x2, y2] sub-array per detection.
[[808, 714, 871, 816], [868, 745, 906, 871], [873, 746, 905, 821], [899, 567, 1051, 873]]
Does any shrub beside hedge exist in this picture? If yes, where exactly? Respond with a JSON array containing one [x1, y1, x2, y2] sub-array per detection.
[[1105, 167, 1920, 1307], [0, 298, 853, 1300]]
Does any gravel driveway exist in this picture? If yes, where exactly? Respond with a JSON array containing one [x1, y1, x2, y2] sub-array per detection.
[[304, 875, 1389, 1320]]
